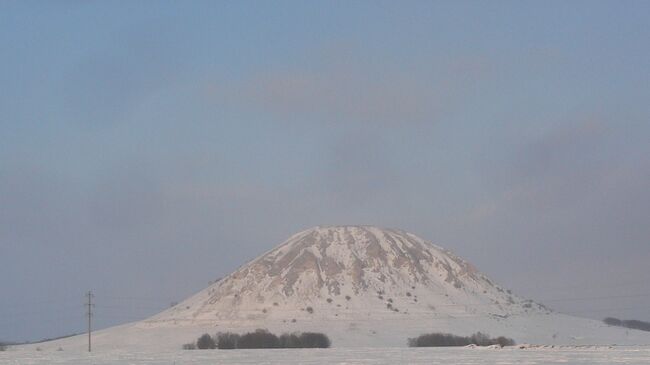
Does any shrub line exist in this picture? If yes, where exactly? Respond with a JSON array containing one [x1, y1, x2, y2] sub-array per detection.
[[408, 332, 515, 347], [184, 329, 331, 350]]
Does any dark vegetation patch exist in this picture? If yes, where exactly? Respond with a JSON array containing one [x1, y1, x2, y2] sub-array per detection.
[[0, 332, 80, 349], [604, 317, 650, 332], [185, 330, 331, 350], [238, 329, 279, 349], [197, 333, 216, 349], [408, 332, 515, 347], [216, 332, 241, 349]]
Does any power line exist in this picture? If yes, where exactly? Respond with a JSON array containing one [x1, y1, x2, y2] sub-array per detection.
[[564, 306, 650, 314], [1, 289, 648, 337], [511, 278, 650, 293], [95, 304, 166, 310], [101, 296, 178, 302], [2, 291, 648, 321], [0, 305, 83, 319], [538, 293, 650, 303]]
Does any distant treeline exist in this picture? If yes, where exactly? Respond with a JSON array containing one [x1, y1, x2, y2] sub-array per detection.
[[30, 332, 81, 345], [408, 332, 515, 347], [183, 329, 331, 349], [0, 332, 80, 348], [604, 317, 650, 332], [0, 332, 80, 351]]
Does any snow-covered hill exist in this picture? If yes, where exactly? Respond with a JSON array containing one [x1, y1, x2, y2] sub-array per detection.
[[150, 226, 547, 324], [14, 226, 650, 351]]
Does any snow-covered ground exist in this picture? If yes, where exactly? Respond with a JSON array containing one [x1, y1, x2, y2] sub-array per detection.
[[2, 346, 650, 365], [5, 226, 649, 363], [7, 311, 650, 354]]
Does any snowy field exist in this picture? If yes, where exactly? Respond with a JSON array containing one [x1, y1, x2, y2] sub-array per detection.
[[2, 346, 650, 365]]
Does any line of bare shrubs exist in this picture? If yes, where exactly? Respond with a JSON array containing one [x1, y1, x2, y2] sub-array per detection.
[[184, 329, 331, 349], [604, 317, 650, 332], [408, 332, 515, 347]]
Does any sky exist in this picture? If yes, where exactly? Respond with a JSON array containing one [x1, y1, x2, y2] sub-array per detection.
[[1, 0, 649, 342]]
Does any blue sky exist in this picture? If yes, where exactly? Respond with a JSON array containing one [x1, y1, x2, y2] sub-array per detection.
[[1, 1, 649, 342]]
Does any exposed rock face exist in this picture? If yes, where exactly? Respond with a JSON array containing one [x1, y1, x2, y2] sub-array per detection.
[[149, 226, 547, 324]]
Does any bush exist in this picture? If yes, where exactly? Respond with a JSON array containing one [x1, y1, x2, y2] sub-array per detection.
[[196, 333, 216, 349], [0, 343, 6, 351], [279, 333, 302, 348], [604, 317, 623, 326], [238, 329, 280, 349], [189, 330, 330, 349], [408, 332, 515, 347], [470, 332, 493, 346], [494, 336, 516, 347], [216, 332, 241, 349], [299, 332, 331, 348], [408, 333, 464, 347], [622, 319, 650, 332]]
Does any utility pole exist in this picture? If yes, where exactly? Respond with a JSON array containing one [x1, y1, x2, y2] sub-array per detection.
[[85, 291, 94, 352]]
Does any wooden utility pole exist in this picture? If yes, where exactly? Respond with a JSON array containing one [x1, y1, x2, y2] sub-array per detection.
[[85, 291, 94, 352]]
